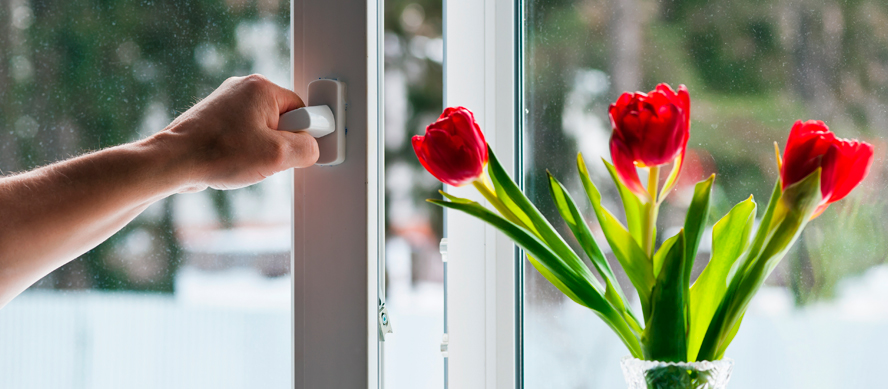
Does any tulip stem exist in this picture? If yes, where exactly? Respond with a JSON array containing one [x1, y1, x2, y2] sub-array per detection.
[[472, 177, 525, 228], [643, 166, 661, 257]]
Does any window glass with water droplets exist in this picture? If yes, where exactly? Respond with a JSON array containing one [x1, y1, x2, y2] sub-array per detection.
[[522, 1, 888, 387], [0, 1, 292, 387]]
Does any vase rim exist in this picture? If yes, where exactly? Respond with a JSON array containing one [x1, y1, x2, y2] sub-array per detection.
[[620, 355, 734, 370]]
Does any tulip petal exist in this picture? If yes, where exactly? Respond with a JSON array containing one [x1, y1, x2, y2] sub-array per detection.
[[610, 137, 649, 198], [412, 107, 489, 187], [780, 120, 874, 214], [781, 120, 835, 190], [608, 84, 689, 177], [821, 139, 873, 203]]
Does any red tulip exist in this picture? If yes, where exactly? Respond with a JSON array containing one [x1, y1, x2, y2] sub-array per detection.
[[609, 83, 690, 198], [781, 120, 874, 216], [413, 107, 489, 187]]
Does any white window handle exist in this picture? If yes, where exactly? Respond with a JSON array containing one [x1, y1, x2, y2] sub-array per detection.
[[278, 79, 346, 165], [279, 105, 335, 138]]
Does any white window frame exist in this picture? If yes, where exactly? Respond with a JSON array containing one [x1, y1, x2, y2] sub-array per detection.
[[443, 0, 521, 387], [290, 0, 384, 388]]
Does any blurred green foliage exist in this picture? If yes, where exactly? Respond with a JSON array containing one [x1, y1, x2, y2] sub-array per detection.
[[2, 0, 884, 304], [383, 0, 444, 242], [791, 197, 888, 305], [0, 0, 288, 291], [524, 0, 888, 306]]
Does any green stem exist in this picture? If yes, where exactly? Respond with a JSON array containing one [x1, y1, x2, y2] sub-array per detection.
[[642, 166, 661, 257], [606, 308, 645, 359], [472, 178, 525, 228]]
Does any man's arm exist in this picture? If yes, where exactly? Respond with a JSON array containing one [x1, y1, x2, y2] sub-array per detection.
[[0, 74, 318, 307]]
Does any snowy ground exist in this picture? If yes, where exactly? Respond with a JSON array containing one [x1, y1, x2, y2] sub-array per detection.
[[3, 264, 888, 388], [384, 264, 888, 388], [524, 265, 888, 388], [0, 268, 291, 389]]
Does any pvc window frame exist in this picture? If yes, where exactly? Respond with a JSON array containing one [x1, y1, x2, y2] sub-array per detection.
[[443, 0, 522, 387], [290, 0, 384, 388]]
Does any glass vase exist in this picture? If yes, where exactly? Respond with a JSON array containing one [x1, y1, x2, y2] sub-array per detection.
[[620, 356, 734, 389]]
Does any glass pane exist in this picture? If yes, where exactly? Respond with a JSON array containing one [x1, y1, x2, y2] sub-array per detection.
[[522, 1, 887, 387], [382, 1, 445, 388], [0, 1, 292, 387]]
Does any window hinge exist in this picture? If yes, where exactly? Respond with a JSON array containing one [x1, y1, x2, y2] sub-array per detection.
[[439, 238, 448, 262], [378, 299, 393, 341], [440, 238, 448, 359], [440, 333, 449, 358]]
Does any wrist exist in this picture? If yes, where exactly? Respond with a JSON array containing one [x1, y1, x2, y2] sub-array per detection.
[[138, 123, 203, 194]]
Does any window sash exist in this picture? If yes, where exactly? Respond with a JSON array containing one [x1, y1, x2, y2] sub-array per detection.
[[442, 0, 521, 387], [291, 0, 384, 387]]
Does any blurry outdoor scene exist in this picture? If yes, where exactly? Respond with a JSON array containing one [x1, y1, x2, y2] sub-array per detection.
[[523, 0, 888, 387], [0, 0, 447, 388], [4, 0, 885, 388], [0, 1, 294, 388], [381, 1, 446, 388]]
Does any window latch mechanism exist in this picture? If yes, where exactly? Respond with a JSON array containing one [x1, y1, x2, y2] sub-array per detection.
[[279, 79, 347, 165], [378, 298, 393, 340]]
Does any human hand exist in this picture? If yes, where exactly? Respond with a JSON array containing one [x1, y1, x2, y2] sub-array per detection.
[[151, 74, 319, 192]]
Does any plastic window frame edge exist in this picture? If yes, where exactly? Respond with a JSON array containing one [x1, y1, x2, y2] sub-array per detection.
[[290, 0, 384, 388], [443, 0, 521, 387]]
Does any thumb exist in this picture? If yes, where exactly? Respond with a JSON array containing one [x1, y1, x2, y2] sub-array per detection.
[[274, 130, 320, 169]]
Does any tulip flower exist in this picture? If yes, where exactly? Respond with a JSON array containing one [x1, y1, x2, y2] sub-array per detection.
[[609, 84, 690, 201], [781, 120, 874, 217], [414, 106, 529, 229], [419, 88, 878, 367], [412, 106, 489, 187]]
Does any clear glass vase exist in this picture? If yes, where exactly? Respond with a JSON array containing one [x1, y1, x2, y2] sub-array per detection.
[[620, 356, 734, 389]]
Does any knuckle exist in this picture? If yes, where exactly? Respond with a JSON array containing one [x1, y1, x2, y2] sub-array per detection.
[[234, 74, 268, 93], [244, 73, 268, 82], [243, 74, 269, 88], [223, 75, 242, 86], [239, 74, 272, 100]]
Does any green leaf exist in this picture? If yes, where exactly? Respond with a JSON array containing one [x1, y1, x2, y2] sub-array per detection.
[[526, 254, 583, 305], [715, 313, 744, 360], [547, 171, 641, 331], [697, 169, 822, 361], [652, 232, 682, 281], [578, 154, 655, 318], [660, 152, 685, 201], [428, 196, 643, 358], [754, 170, 823, 277], [486, 166, 538, 236], [440, 190, 474, 204], [430, 198, 603, 307], [487, 147, 602, 292], [682, 175, 714, 295], [735, 181, 782, 278], [643, 230, 688, 362], [602, 158, 647, 248], [687, 196, 755, 361]]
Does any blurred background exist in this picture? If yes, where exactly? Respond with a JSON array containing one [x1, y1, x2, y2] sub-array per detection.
[[0, 1, 296, 388], [2, 0, 887, 388], [522, 0, 888, 387], [379, 0, 445, 388], [0, 0, 448, 388]]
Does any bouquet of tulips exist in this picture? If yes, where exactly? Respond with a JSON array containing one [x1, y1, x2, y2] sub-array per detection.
[[413, 84, 875, 368]]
